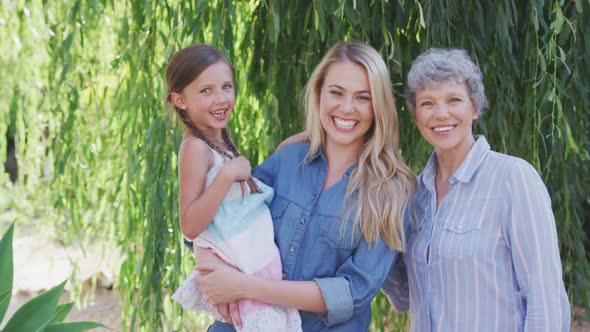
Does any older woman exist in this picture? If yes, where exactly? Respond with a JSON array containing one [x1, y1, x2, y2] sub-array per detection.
[[382, 48, 570, 331]]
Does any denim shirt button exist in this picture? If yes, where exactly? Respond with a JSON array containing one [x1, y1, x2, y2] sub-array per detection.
[[300, 218, 305, 225], [312, 194, 317, 200], [290, 246, 296, 253]]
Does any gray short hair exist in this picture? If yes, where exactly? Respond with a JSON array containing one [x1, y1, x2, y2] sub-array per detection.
[[406, 48, 489, 116]]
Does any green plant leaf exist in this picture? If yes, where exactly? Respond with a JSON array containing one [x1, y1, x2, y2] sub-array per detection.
[[0, 222, 14, 323], [44, 321, 106, 332], [0, 289, 11, 318], [1, 280, 67, 332], [49, 302, 74, 324]]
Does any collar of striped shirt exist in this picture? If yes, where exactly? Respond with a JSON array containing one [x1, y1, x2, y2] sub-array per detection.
[[421, 135, 490, 185]]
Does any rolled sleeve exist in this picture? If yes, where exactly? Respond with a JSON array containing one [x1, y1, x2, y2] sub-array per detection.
[[314, 240, 397, 326], [313, 277, 354, 326]]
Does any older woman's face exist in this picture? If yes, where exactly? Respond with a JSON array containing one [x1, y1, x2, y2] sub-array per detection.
[[414, 79, 478, 157]]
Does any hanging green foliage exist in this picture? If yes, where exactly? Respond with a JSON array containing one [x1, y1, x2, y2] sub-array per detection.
[[1, 0, 588, 330]]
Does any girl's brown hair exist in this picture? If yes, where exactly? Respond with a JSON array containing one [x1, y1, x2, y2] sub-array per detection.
[[165, 44, 260, 194]]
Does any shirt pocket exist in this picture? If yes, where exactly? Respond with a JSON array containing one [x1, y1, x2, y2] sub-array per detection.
[[269, 196, 290, 233], [318, 215, 361, 250], [441, 212, 482, 259]]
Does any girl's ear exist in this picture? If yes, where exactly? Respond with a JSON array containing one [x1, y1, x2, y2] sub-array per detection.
[[170, 92, 186, 110]]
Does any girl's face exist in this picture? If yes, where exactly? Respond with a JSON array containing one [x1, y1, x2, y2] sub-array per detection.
[[319, 61, 374, 152], [414, 79, 478, 158], [172, 61, 235, 139]]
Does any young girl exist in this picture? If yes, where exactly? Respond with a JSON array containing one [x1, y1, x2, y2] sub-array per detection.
[[165, 44, 301, 331], [196, 41, 416, 331]]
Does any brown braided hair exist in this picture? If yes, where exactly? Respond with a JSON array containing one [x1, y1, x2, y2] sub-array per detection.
[[165, 44, 261, 195]]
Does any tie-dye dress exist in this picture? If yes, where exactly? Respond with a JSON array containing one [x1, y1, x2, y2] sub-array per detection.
[[171, 146, 301, 332]]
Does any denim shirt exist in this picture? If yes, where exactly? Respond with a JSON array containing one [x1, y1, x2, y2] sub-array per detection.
[[209, 142, 398, 331]]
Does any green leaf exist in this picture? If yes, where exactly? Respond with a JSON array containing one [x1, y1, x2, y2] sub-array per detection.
[[44, 321, 106, 332], [1, 280, 67, 332], [575, 0, 582, 14], [415, 0, 426, 28], [49, 302, 74, 324], [0, 289, 11, 318], [0, 222, 14, 323]]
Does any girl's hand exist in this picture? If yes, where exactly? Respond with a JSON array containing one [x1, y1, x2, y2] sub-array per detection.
[[220, 156, 251, 182], [197, 263, 246, 304], [276, 131, 309, 151]]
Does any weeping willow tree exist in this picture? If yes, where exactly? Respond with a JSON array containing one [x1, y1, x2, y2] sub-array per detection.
[[1, 0, 588, 330]]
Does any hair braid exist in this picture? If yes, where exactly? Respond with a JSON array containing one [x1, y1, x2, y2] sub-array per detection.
[[221, 129, 262, 194], [175, 108, 261, 196]]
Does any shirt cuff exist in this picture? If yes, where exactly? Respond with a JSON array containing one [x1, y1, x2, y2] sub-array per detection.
[[313, 277, 353, 326]]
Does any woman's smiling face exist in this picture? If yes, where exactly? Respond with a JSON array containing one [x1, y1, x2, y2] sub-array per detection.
[[319, 60, 374, 151], [414, 79, 478, 157]]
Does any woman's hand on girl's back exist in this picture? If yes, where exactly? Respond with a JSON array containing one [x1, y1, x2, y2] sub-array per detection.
[[220, 156, 252, 182], [276, 131, 309, 151]]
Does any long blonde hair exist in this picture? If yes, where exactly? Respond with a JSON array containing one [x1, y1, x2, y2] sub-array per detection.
[[303, 41, 416, 250]]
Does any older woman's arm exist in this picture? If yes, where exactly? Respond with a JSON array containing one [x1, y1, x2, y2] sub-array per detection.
[[504, 159, 570, 331], [381, 208, 412, 312], [381, 254, 409, 311]]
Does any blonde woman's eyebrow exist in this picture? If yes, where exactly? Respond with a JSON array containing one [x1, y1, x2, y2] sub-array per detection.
[[327, 84, 370, 94]]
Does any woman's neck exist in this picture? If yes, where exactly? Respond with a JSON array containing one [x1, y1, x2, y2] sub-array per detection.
[[324, 140, 361, 169], [434, 135, 476, 183], [321, 140, 361, 191]]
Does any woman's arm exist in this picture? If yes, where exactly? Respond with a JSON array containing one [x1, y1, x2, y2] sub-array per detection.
[[198, 239, 397, 326], [504, 160, 570, 331], [195, 247, 243, 328], [178, 139, 252, 239], [197, 263, 326, 313], [381, 255, 409, 312], [275, 131, 309, 152], [381, 206, 413, 312]]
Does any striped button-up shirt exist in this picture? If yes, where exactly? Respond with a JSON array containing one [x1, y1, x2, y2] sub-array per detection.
[[382, 136, 570, 331]]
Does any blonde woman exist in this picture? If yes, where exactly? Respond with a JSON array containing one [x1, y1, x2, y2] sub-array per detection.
[[196, 41, 415, 331]]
